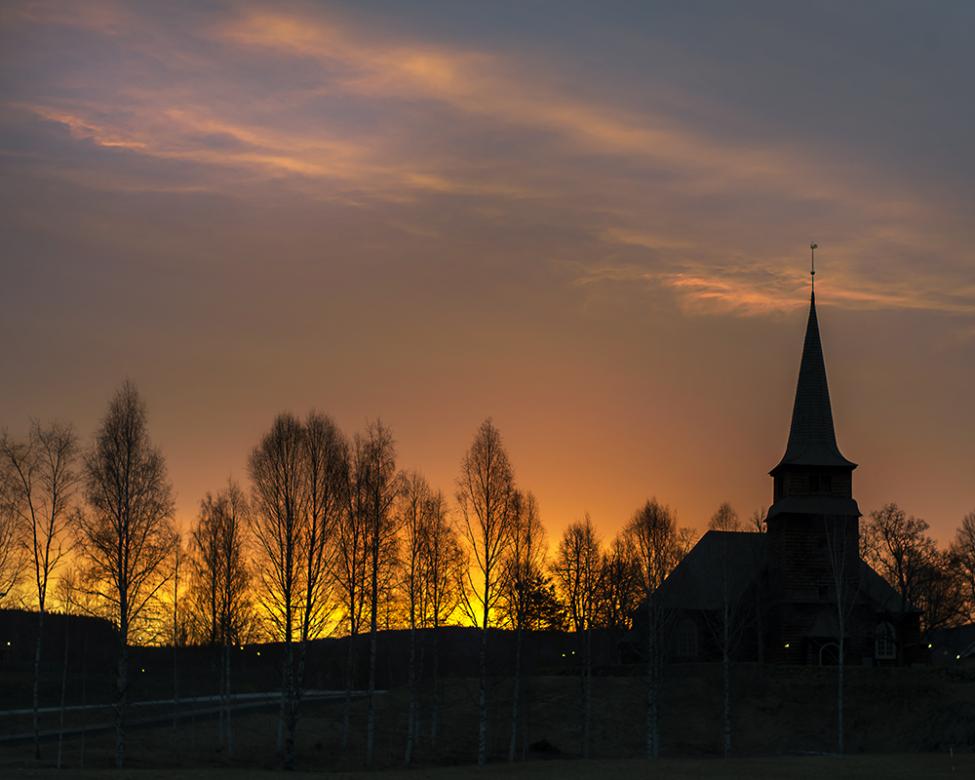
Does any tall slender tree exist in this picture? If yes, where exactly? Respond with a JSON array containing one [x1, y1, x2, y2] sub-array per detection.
[[76, 381, 176, 769], [627, 499, 684, 760], [355, 420, 400, 768], [1, 420, 79, 759], [399, 471, 431, 766], [553, 513, 601, 758], [499, 491, 545, 762], [950, 512, 975, 622], [457, 418, 517, 766], [248, 413, 307, 769], [419, 489, 462, 749]]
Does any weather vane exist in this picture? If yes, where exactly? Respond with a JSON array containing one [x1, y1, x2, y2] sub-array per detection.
[[810, 242, 818, 291]]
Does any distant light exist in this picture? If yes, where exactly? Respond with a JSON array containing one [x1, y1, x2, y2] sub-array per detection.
[[957, 655, 962, 661], [239, 645, 244, 651], [571, 651, 576, 656], [141, 668, 146, 673], [5, 641, 10, 647], [561, 653, 566, 658], [784, 643, 790, 649], [256, 651, 261, 657], [927, 643, 933, 649]]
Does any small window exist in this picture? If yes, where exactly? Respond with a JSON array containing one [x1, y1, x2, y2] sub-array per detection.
[[875, 622, 896, 660], [676, 619, 698, 659]]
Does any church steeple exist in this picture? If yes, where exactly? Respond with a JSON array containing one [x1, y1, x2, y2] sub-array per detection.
[[771, 250, 856, 476]]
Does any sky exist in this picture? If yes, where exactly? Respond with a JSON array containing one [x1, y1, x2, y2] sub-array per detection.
[[1, 1, 973, 547]]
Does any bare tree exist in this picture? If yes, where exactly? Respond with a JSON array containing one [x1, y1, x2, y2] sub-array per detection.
[[596, 533, 641, 632], [0, 421, 79, 759], [354, 420, 400, 769], [248, 413, 307, 769], [170, 535, 185, 735], [862, 503, 934, 651], [419, 489, 462, 749], [399, 471, 431, 766], [823, 515, 861, 754], [748, 507, 767, 534], [950, 512, 975, 622], [189, 480, 252, 753], [627, 499, 684, 759], [499, 491, 545, 762], [552, 513, 602, 758], [0, 467, 25, 604], [913, 548, 966, 632], [457, 418, 517, 766], [76, 381, 177, 769], [708, 502, 741, 532], [337, 450, 370, 748]]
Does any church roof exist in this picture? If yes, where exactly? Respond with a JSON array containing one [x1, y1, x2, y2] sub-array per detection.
[[655, 531, 765, 611], [771, 290, 856, 474]]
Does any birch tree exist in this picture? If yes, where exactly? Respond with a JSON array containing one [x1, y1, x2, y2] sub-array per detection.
[[0, 420, 79, 760], [824, 515, 861, 754], [76, 381, 177, 769], [499, 491, 544, 762], [949, 512, 975, 622], [419, 489, 462, 748], [627, 499, 682, 760], [457, 418, 517, 766], [248, 413, 307, 769], [0, 468, 25, 604], [553, 514, 601, 758], [190, 481, 251, 753], [399, 471, 431, 765], [355, 420, 400, 769]]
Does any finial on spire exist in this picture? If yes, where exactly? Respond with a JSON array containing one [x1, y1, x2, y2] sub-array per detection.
[[809, 242, 818, 294]]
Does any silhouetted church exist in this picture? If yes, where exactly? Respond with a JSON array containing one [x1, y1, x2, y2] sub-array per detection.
[[642, 271, 922, 666]]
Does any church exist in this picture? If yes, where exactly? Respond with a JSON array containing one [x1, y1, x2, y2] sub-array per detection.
[[644, 267, 923, 666]]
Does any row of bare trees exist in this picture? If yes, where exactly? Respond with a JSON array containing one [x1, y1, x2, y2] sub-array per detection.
[[3, 383, 975, 769]]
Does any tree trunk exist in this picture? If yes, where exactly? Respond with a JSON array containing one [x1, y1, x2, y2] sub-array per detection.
[[508, 625, 522, 763], [115, 639, 128, 769], [282, 638, 296, 770], [405, 620, 417, 765], [837, 630, 845, 754], [584, 625, 592, 759], [645, 598, 657, 759], [224, 640, 234, 757], [32, 606, 44, 760], [342, 630, 356, 749], [366, 552, 379, 768], [172, 638, 179, 733], [430, 622, 440, 748], [56, 614, 69, 769], [723, 566, 731, 758], [79, 626, 88, 768], [477, 618, 488, 766], [722, 641, 731, 757]]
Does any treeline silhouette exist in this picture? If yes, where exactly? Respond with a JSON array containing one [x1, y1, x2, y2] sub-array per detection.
[[1, 381, 974, 769]]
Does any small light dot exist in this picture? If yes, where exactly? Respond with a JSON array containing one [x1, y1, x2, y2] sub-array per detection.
[[784, 643, 790, 649], [141, 668, 146, 673], [927, 643, 933, 649]]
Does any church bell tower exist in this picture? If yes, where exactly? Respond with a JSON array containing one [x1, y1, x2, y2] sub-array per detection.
[[765, 246, 861, 662]]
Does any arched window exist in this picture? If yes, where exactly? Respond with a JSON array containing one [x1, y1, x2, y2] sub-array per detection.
[[676, 618, 698, 659], [875, 622, 896, 660]]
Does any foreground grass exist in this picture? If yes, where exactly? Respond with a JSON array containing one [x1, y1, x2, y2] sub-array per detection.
[[4, 754, 975, 780]]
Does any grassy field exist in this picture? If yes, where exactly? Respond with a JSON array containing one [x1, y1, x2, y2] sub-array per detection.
[[2, 667, 973, 773], [2, 754, 974, 779]]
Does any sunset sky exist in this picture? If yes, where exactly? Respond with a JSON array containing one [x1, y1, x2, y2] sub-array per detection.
[[1, 1, 973, 546]]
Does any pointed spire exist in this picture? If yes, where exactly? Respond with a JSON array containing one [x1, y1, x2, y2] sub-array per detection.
[[771, 251, 856, 473]]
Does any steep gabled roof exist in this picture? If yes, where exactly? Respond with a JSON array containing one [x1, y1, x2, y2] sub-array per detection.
[[771, 291, 856, 474], [655, 531, 765, 611]]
